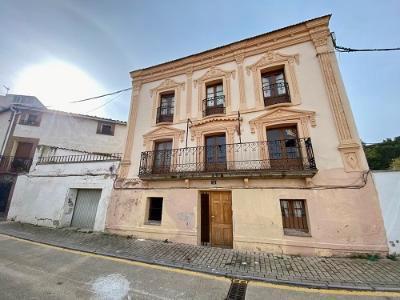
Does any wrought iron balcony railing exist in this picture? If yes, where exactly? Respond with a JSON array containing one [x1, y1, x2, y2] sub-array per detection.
[[203, 95, 226, 117], [263, 82, 291, 107], [139, 138, 317, 179], [37, 153, 122, 165], [156, 106, 174, 123], [0, 156, 32, 173]]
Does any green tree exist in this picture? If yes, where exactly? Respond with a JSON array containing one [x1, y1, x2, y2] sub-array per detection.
[[363, 137, 400, 170], [390, 157, 400, 170]]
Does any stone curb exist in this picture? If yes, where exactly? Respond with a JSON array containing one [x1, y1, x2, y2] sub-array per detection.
[[1, 229, 399, 293]]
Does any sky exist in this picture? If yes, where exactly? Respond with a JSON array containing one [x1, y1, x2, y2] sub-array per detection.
[[0, 0, 399, 142]]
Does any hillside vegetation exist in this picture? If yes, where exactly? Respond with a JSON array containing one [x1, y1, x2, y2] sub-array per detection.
[[363, 137, 400, 170]]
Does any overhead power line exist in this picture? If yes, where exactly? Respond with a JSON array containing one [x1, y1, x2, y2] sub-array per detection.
[[331, 32, 400, 53], [85, 92, 124, 114], [70, 87, 131, 103], [335, 45, 400, 53]]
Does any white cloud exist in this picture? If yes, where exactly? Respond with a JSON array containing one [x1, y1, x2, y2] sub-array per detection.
[[12, 60, 108, 117]]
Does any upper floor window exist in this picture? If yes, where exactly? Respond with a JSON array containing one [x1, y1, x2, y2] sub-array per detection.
[[156, 92, 174, 123], [203, 82, 225, 116], [19, 112, 41, 126], [261, 68, 290, 107], [153, 140, 173, 174], [97, 122, 115, 136]]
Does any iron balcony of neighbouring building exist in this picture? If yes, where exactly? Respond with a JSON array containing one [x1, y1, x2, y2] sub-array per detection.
[[263, 82, 291, 107], [138, 138, 317, 179], [203, 95, 226, 117], [0, 156, 33, 174], [37, 153, 122, 165], [156, 105, 174, 123]]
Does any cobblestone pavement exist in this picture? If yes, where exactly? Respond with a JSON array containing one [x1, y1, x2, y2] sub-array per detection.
[[0, 222, 399, 292]]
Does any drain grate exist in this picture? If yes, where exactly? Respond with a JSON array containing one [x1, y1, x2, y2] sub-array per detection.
[[226, 279, 248, 300]]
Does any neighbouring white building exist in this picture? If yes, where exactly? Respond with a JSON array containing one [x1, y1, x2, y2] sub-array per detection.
[[373, 171, 400, 255], [0, 94, 127, 231]]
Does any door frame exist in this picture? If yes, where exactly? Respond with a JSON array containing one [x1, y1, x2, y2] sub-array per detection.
[[199, 190, 233, 248], [266, 125, 303, 169], [204, 133, 227, 172]]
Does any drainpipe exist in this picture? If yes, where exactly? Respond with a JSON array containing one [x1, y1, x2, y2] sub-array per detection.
[[0, 105, 20, 156]]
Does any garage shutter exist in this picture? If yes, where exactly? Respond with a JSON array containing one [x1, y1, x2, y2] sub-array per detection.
[[71, 189, 102, 229]]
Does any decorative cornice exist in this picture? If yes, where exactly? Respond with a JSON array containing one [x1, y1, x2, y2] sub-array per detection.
[[249, 107, 316, 134], [246, 51, 299, 75], [142, 125, 185, 147], [193, 67, 236, 87], [190, 116, 238, 128], [150, 78, 185, 97], [143, 125, 185, 138], [130, 15, 331, 83]]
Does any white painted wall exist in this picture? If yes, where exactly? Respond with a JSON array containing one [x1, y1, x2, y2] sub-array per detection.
[[13, 111, 126, 154], [0, 110, 11, 154], [373, 171, 400, 255], [7, 156, 119, 231]]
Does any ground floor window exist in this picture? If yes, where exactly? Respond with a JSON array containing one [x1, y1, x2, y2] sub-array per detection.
[[147, 197, 163, 224], [280, 199, 309, 235]]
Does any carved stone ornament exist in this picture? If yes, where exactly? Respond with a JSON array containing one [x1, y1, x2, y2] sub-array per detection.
[[189, 116, 238, 145], [246, 51, 301, 108], [245, 51, 299, 76], [193, 66, 236, 118], [142, 125, 185, 150], [193, 67, 235, 88], [150, 78, 185, 97], [249, 107, 316, 141], [338, 142, 362, 172], [150, 78, 185, 124]]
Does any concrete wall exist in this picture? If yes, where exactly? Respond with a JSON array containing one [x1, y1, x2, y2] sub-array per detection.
[[8, 157, 119, 231], [373, 171, 400, 255]]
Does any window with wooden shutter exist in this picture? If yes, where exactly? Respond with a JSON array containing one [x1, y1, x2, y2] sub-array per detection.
[[280, 199, 309, 235]]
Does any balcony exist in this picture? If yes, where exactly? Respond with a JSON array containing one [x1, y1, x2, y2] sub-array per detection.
[[0, 156, 32, 174], [203, 95, 226, 117], [156, 106, 174, 123], [139, 138, 317, 179], [263, 82, 291, 107], [37, 153, 122, 165]]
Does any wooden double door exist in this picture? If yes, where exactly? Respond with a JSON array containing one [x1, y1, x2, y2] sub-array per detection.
[[201, 191, 233, 248]]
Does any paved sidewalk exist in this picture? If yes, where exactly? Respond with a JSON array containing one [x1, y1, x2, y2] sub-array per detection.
[[0, 222, 399, 292]]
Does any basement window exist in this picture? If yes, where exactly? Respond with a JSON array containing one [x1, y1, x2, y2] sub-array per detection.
[[147, 197, 163, 224]]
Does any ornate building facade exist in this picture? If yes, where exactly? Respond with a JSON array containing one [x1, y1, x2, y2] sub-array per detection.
[[106, 15, 388, 256]]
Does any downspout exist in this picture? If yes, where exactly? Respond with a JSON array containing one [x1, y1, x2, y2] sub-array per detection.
[[0, 105, 20, 156]]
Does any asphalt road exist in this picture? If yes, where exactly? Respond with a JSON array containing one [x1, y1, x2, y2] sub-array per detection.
[[0, 234, 398, 300]]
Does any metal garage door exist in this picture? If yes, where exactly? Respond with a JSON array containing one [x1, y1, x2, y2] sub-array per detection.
[[71, 189, 102, 229]]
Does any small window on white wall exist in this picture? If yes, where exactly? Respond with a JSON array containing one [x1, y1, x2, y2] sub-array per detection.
[[97, 122, 115, 136]]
